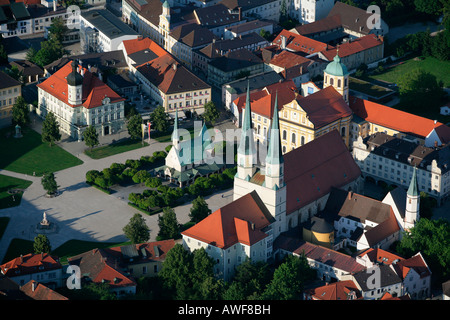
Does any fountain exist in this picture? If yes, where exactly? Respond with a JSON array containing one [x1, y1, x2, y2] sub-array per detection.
[[35, 211, 57, 234]]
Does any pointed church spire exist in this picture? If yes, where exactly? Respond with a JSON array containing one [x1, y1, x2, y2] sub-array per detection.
[[265, 92, 284, 165], [172, 107, 180, 149], [407, 166, 419, 197], [238, 81, 256, 157]]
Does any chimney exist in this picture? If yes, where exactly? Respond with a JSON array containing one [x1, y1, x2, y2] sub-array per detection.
[[53, 0, 57, 12], [238, 7, 242, 21], [32, 281, 37, 292], [348, 191, 353, 200], [251, 222, 255, 230], [280, 35, 286, 50]]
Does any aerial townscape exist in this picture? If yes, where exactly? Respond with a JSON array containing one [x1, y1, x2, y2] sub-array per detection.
[[0, 0, 449, 307]]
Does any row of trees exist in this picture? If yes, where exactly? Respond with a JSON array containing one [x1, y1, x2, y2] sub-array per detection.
[[85, 152, 166, 191]]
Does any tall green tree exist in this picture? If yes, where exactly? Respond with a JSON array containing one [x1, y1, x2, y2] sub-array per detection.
[[47, 17, 68, 43], [262, 254, 315, 300], [41, 172, 58, 195], [189, 196, 211, 223], [202, 101, 220, 126], [123, 213, 150, 244], [82, 125, 99, 150], [159, 243, 193, 299], [5, 65, 23, 83], [127, 113, 143, 140], [41, 111, 61, 146], [157, 207, 180, 240], [395, 218, 450, 285], [11, 96, 29, 127], [149, 105, 169, 133], [33, 234, 51, 253], [0, 44, 8, 65]]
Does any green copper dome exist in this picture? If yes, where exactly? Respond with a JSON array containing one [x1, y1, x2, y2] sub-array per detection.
[[325, 54, 349, 77]]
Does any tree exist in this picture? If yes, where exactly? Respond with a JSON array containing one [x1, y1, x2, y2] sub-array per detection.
[[41, 172, 58, 195], [11, 96, 29, 127], [414, 0, 443, 16], [123, 213, 150, 244], [127, 113, 143, 140], [33, 38, 68, 67], [41, 111, 61, 146], [82, 125, 99, 150], [262, 254, 315, 300], [159, 243, 193, 299], [149, 105, 169, 133], [395, 218, 450, 285], [5, 65, 23, 83], [47, 17, 68, 43], [397, 68, 444, 111], [202, 101, 220, 126], [157, 207, 180, 240], [189, 196, 211, 223], [33, 234, 51, 254], [26, 46, 38, 63]]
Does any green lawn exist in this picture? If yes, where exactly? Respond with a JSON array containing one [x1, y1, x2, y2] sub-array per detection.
[[0, 174, 32, 209], [0, 126, 83, 176], [349, 77, 394, 98], [369, 57, 450, 87], [84, 139, 149, 159]]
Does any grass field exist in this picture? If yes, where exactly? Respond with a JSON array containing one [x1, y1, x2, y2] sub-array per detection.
[[370, 57, 450, 87], [84, 138, 149, 159], [0, 126, 83, 176], [0, 175, 32, 209]]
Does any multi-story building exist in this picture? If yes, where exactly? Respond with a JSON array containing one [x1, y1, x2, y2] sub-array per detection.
[[289, 0, 335, 25], [349, 97, 450, 148], [352, 132, 450, 205], [0, 71, 22, 128], [80, 9, 139, 54], [0, 253, 63, 289], [36, 60, 126, 140], [219, 0, 281, 23]]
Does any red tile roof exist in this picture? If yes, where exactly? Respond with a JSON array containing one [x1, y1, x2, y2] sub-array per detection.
[[20, 280, 68, 301], [269, 50, 312, 70], [350, 96, 450, 143], [272, 29, 332, 54], [234, 80, 297, 118], [121, 37, 167, 57], [181, 191, 275, 249], [363, 210, 400, 247], [68, 248, 136, 288], [306, 280, 362, 300], [0, 253, 62, 278], [37, 61, 125, 109], [284, 130, 361, 213], [289, 239, 365, 274], [320, 34, 384, 61], [392, 253, 431, 280], [358, 247, 404, 265], [296, 86, 352, 129]]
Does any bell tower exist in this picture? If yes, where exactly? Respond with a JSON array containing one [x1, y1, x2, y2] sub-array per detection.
[[405, 167, 420, 230], [67, 60, 83, 105], [323, 50, 349, 104]]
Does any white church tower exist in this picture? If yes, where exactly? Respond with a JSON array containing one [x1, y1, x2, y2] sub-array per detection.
[[405, 167, 420, 230], [233, 88, 287, 239]]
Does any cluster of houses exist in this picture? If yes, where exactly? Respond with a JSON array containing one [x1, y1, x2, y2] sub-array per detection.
[[1, 0, 449, 301]]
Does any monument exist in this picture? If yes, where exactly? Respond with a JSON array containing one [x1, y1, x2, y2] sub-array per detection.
[[35, 211, 57, 234], [14, 124, 22, 138]]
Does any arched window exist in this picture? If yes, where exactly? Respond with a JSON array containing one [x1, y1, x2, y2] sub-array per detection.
[[338, 79, 341, 88], [292, 133, 296, 144], [341, 127, 346, 137], [301, 136, 305, 145], [282, 130, 287, 140], [330, 77, 334, 86]]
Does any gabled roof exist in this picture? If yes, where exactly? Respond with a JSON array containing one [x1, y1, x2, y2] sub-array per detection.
[[68, 248, 136, 288], [363, 210, 400, 247], [280, 238, 365, 274], [121, 37, 167, 57], [209, 48, 262, 72], [20, 280, 68, 300], [181, 191, 275, 249], [292, 14, 342, 36], [327, 1, 384, 35], [37, 61, 125, 109], [234, 80, 297, 117], [392, 252, 431, 280], [0, 70, 21, 89], [272, 29, 331, 54], [269, 50, 313, 70], [320, 34, 384, 61], [353, 264, 402, 292], [0, 253, 62, 277], [296, 86, 352, 129], [284, 130, 361, 213], [136, 56, 210, 94], [306, 280, 362, 300], [358, 247, 404, 266], [194, 3, 240, 28], [349, 96, 450, 143]]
